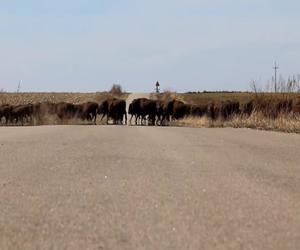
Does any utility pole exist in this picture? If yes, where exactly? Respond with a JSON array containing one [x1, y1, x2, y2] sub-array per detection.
[[273, 62, 279, 93], [17, 80, 21, 93]]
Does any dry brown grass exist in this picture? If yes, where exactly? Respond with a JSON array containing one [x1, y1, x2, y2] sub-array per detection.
[[227, 113, 300, 133], [0, 92, 129, 106], [180, 92, 300, 106], [176, 112, 300, 133]]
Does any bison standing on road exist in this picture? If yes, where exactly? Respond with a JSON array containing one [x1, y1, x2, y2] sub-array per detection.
[[172, 101, 191, 120], [128, 99, 141, 125], [56, 102, 99, 124], [80, 102, 99, 124], [128, 98, 157, 125], [56, 102, 76, 122], [155, 100, 167, 126], [160, 99, 191, 124], [98, 98, 127, 125]]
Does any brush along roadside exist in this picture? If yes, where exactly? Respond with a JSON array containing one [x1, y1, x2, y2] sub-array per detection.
[[174, 112, 300, 133]]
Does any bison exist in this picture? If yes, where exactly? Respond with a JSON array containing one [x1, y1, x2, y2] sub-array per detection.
[[190, 104, 208, 117], [80, 102, 98, 123], [208, 102, 220, 120], [155, 100, 167, 126], [220, 101, 240, 120], [160, 99, 191, 124], [9, 104, 34, 125], [98, 98, 127, 125], [0, 104, 12, 125], [55, 102, 99, 124], [128, 98, 157, 125], [56, 102, 76, 122], [242, 100, 254, 117]]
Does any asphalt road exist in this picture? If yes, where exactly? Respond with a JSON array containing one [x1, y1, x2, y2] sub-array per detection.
[[0, 126, 300, 250]]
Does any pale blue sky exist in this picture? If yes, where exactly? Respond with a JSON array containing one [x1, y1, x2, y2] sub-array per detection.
[[0, 0, 299, 92]]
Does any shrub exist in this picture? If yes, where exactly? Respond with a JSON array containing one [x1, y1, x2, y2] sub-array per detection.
[[109, 84, 123, 96]]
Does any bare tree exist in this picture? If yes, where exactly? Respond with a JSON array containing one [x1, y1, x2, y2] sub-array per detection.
[[249, 80, 263, 94], [261, 74, 300, 93], [109, 84, 123, 96]]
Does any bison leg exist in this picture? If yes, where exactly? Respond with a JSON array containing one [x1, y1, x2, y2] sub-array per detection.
[[156, 115, 162, 126], [16, 117, 20, 126], [93, 113, 97, 125], [20, 115, 25, 126], [124, 112, 127, 125], [141, 115, 147, 126], [129, 114, 133, 125], [26, 115, 32, 125], [161, 114, 168, 126], [140, 116, 144, 125]]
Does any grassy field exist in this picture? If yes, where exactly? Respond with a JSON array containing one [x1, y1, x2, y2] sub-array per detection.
[[2, 91, 299, 106], [0, 92, 128, 106], [179, 92, 300, 105]]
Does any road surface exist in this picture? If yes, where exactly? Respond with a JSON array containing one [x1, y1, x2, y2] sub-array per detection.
[[0, 126, 300, 250]]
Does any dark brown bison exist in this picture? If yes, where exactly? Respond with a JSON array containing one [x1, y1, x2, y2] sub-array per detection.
[[220, 101, 240, 120], [242, 100, 254, 117], [56, 102, 76, 121], [128, 99, 141, 125], [190, 104, 208, 117], [249, 98, 291, 119], [73, 102, 98, 124], [155, 100, 167, 125], [128, 98, 157, 125], [56, 102, 98, 123], [173, 102, 191, 120], [208, 102, 220, 120], [98, 98, 127, 125], [0, 104, 12, 125], [9, 104, 34, 125], [79, 102, 99, 124], [160, 99, 191, 124]]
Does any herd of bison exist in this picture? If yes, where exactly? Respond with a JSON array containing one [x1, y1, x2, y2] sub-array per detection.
[[0, 96, 299, 126]]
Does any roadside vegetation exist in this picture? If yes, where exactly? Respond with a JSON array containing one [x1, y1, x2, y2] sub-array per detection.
[[168, 92, 300, 133]]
